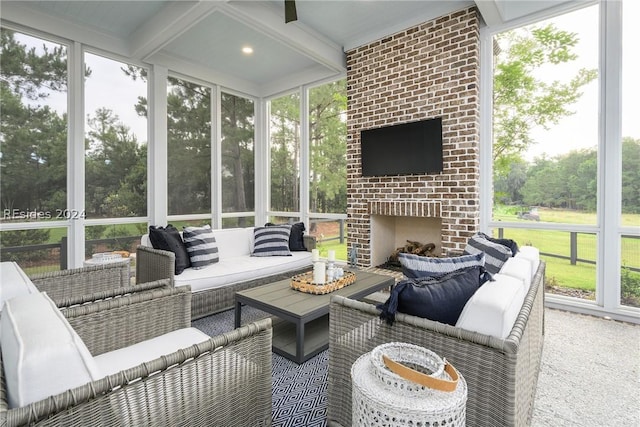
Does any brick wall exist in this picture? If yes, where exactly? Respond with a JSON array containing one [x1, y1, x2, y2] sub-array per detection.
[[346, 6, 480, 266]]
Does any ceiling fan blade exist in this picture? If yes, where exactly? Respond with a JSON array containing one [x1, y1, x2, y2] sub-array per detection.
[[285, 0, 297, 23]]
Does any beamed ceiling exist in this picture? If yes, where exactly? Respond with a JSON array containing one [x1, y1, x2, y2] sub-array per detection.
[[1, 0, 577, 97]]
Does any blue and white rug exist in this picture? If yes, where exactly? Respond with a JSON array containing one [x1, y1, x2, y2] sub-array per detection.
[[193, 308, 328, 427]]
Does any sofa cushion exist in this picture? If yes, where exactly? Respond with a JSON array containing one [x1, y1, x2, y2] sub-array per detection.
[[499, 257, 533, 290], [0, 261, 39, 311], [183, 225, 219, 269], [288, 222, 307, 251], [515, 246, 541, 277], [0, 292, 101, 408], [463, 233, 512, 275], [174, 252, 312, 292], [398, 252, 485, 279], [149, 225, 191, 275], [252, 226, 292, 257], [94, 328, 210, 378], [267, 222, 307, 251], [483, 234, 519, 256], [378, 265, 491, 326], [211, 228, 253, 259], [456, 273, 527, 339]]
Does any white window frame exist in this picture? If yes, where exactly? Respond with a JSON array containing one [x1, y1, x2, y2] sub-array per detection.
[[480, 0, 639, 323]]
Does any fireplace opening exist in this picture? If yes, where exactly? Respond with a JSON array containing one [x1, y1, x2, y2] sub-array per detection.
[[370, 215, 442, 267], [378, 239, 438, 271]]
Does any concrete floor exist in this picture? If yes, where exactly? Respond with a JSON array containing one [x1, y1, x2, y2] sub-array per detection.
[[531, 309, 640, 426]]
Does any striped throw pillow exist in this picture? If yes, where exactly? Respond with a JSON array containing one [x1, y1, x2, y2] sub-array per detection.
[[252, 226, 292, 257], [463, 233, 512, 275], [182, 225, 219, 269], [399, 252, 485, 279]]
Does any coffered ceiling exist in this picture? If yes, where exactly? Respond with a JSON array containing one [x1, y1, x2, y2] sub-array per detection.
[[0, 0, 576, 97]]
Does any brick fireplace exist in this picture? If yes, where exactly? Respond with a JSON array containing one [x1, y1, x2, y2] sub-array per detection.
[[346, 7, 480, 267]]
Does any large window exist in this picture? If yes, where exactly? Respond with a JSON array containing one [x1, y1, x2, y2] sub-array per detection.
[[308, 79, 348, 260], [620, 0, 640, 308], [221, 92, 254, 227], [487, 1, 639, 318], [0, 29, 68, 273], [491, 5, 599, 303], [167, 77, 211, 216], [84, 53, 147, 220], [269, 92, 300, 213]]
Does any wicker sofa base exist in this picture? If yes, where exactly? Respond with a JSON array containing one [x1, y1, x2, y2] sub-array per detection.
[[327, 261, 546, 427], [190, 266, 312, 319]]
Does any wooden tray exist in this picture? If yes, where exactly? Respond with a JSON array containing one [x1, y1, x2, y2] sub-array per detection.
[[290, 271, 357, 295]]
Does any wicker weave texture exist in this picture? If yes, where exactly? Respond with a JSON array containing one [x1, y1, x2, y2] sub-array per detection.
[[0, 288, 273, 426], [328, 262, 546, 427], [29, 262, 130, 302], [136, 233, 316, 319]]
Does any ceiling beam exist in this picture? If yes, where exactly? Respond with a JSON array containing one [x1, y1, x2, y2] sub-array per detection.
[[130, 1, 221, 61], [474, 0, 505, 26], [219, 1, 346, 74]]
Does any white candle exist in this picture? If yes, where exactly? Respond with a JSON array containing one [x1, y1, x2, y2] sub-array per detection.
[[313, 261, 326, 284], [328, 250, 336, 261], [312, 249, 320, 262]]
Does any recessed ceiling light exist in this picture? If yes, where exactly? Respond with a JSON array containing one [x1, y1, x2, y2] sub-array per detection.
[[242, 46, 254, 55]]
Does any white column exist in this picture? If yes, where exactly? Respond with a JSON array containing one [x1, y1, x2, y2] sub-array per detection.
[[300, 86, 310, 227], [212, 85, 222, 229], [254, 98, 269, 226], [148, 65, 168, 227], [67, 41, 85, 268], [599, 0, 623, 310]]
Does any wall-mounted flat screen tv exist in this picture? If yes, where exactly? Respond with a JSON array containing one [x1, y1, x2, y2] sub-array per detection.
[[360, 117, 443, 176]]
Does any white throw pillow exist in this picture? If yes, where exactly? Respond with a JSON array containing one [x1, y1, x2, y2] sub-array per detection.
[[0, 292, 101, 408]]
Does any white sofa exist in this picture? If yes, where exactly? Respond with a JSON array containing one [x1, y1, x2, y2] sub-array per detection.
[[137, 226, 315, 319]]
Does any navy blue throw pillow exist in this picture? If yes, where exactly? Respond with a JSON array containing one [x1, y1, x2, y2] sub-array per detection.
[[377, 265, 492, 326], [149, 225, 191, 275]]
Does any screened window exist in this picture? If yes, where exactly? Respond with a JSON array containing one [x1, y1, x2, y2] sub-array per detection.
[[167, 78, 211, 215], [269, 92, 300, 213]]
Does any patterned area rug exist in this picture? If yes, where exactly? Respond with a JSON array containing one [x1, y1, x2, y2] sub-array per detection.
[[193, 307, 329, 427]]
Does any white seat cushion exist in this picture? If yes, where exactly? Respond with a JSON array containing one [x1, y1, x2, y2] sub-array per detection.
[[0, 262, 39, 310], [0, 292, 101, 408], [94, 327, 210, 377], [456, 273, 526, 339], [174, 252, 312, 292]]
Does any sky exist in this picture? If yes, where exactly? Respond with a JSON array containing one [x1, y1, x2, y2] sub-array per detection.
[[524, 2, 639, 161], [14, 1, 638, 160]]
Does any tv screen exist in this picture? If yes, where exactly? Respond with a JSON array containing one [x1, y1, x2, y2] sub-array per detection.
[[360, 117, 443, 176]]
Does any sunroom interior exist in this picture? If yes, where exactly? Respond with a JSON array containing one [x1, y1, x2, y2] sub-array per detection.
[[0, 0, 638, 327]]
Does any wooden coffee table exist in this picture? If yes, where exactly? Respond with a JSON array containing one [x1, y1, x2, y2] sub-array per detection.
[[234, 270, 394, 364]]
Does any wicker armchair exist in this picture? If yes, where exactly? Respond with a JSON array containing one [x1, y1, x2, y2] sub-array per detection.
[[0, 283, 273, 426], [327, 262, 546, 427], [28, 261, 131, 302]]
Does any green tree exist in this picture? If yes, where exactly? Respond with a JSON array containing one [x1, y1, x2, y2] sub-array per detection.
[[221, 93, 255, 218], [270, 93, 300, 212], [85, 108, 146, 218], [493, 24, 597, 176], [309, 80, 347, 213], [494, 157, 528, 204], [621, 137, 640, 214], [522, 148, 597, 211], [0, 29, 70, 215]]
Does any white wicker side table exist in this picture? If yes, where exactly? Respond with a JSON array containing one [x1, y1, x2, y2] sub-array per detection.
[[351, 342, 467, 426]]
